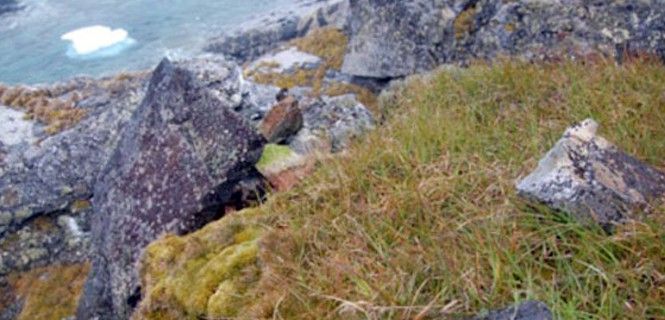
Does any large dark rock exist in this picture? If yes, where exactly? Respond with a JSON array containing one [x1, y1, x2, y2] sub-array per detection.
[[342, 0, 665, 78], [517, 119, 665, 228], [77, 57, 266, 320], [472, 301, 553, 320]]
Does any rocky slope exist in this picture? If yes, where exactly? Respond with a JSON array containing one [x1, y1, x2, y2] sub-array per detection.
[[1, 0, 665, 319]]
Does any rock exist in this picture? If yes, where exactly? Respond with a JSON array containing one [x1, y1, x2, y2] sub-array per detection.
[[0, 74, 147, 235], [205, 0, 350, 63], [0, 0, 22, 16], [259, 95, 303, 143], [472, 301, 553, 320], [248, 47, 323, 75], [256, 144, 313, 192], [517, 119, 665, 227], [342, 0, 665, 78], [0, 106, 42, 150], [77, 57, 266, 319], [291, 94, 374, 153], [342, 0, 452, 78]]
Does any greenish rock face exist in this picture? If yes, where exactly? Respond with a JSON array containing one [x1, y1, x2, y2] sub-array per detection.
[[256, 144, 299, 174]]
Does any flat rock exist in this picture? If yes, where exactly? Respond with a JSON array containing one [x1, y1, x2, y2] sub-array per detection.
[[517, 119, 665, 227], [0, 106, 42, 148], [249, 47, 322, 74], [77, 57, 266, 320], [472, 301, 553, 320]]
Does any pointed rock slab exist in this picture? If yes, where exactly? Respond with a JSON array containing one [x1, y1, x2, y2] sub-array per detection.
[[472, 301, 552, 320], [77, 58, 265, 319], [517, 119, 665, 227]]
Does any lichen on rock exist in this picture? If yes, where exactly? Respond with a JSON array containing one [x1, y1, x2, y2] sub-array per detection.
[[517, 119, 665, 228]]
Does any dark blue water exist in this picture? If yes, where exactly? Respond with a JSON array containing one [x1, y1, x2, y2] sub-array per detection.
[[0, 0, 297, 84]]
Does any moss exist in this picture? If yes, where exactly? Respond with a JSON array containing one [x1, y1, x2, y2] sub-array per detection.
[[137, 209, 270, 320], [8, 263, 90, 320], [70, 199, 92, 213], [454, 5, 478, 40], [256, 144, 298, 173]]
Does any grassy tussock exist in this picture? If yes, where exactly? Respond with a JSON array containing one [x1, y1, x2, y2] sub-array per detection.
[[0, 85, 86, 134], [291, 28, 348, 71], [141, 59, 665, 319], [8, 263, 90, 320]]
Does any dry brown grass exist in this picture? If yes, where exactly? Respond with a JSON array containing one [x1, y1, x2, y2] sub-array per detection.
[[8, 263, 90, 320], [0, 85, 86, 135]]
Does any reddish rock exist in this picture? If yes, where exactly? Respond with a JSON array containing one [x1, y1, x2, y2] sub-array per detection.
[[259, 96, 303, 143]]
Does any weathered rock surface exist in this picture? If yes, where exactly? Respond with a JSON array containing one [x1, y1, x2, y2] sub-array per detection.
[[205, 0, 350, 63], [0, 74, 148, 274], [0, 0, 21, 16], [259, 95, 303, 143], [517, 119, 665, 227], [0, 75, 148, 232], [291, 94, 374, 153], [343, 0, 665, 78], [77, 57, 266, 320], [472, 301, 553, 320]]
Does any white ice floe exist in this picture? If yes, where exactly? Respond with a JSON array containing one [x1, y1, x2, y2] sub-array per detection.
[[61, 25, 136, 57]]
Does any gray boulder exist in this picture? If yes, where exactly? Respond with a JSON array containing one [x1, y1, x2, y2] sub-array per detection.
[[472, 301, 552, 320], [343, 0, 454, 78], [77, 57, 266, 320], [290, 94, 374, 154], [517, 119, 665, 228], [342, 0, 665, 78]]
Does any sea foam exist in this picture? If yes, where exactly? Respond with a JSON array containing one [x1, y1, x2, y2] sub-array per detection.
[[61, 25, 136, 58]]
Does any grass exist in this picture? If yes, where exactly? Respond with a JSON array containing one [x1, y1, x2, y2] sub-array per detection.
[[7, 263, 90, 320], [0, 85, 87, 135], [138, 58, 665, 319]]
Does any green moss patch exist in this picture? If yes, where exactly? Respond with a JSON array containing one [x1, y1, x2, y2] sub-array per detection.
[[256, 144, 300, 174], [137, 209, 271, 320]]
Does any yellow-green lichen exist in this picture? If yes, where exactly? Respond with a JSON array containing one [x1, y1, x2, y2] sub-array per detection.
[[136, 209, 268, 320], [256, 144, 299, 174]]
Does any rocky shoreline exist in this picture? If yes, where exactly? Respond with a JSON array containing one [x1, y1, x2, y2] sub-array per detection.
[[1, 0, 665, 319]]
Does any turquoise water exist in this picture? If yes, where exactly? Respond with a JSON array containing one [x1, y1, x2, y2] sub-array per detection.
[[0, 0, 296, 84]]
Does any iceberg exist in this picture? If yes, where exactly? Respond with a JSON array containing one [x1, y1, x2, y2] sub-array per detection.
[[61, 25, 136, 58]]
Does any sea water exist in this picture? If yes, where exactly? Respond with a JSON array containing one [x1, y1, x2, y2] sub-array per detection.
[[0, 0, 297, 84]]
